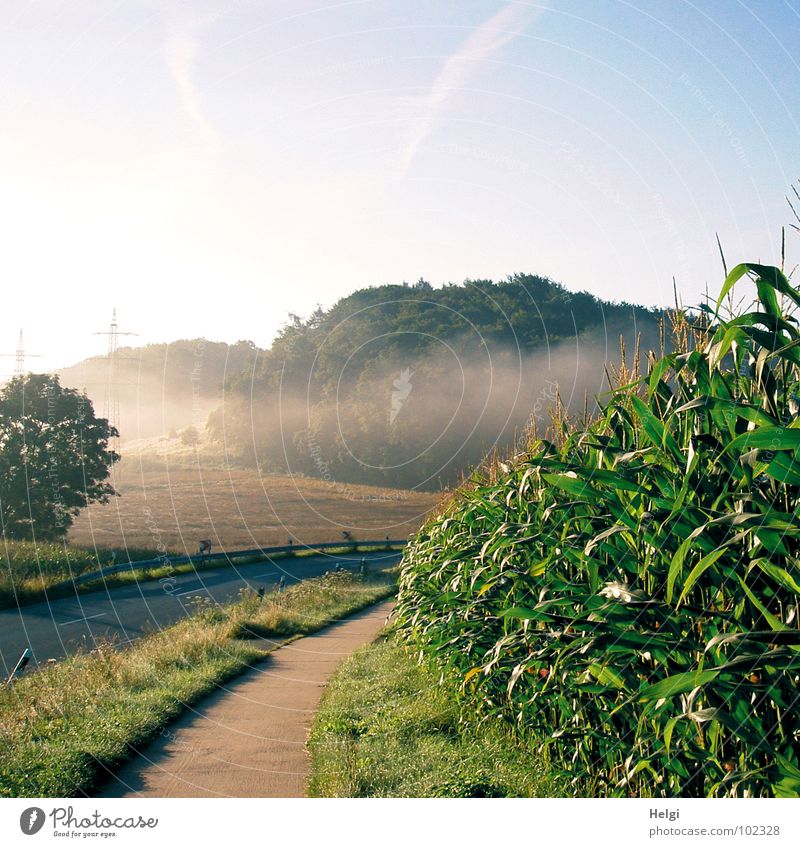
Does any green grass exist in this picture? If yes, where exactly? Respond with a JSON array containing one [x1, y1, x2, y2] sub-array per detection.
[[0, 570, 396, 798], [0, 540, 162, 609], [0, 539, 403, 611], [307, 635, 563, 797]]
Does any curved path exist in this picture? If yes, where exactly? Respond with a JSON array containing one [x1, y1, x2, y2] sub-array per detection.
[[96, 600, 394, 797]]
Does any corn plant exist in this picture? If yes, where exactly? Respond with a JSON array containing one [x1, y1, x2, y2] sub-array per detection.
[[396, 262, 800, 797]]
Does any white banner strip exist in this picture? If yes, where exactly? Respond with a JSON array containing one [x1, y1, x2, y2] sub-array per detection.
[[1, 798, 797, 847]]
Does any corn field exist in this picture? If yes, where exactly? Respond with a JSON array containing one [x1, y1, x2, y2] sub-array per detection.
[[396, 262, 800, 797]]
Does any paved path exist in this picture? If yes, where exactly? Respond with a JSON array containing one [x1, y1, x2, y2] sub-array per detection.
[[96, 600, 394, 797], [0, 550, 400, 671]]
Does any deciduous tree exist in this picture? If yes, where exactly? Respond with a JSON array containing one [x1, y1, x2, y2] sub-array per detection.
[[0, 374, 119, 540]]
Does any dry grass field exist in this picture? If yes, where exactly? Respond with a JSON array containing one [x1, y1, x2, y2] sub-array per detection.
[[68, 461, 441, 555]]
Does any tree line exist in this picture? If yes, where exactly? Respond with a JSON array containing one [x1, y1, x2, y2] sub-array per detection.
[[209, 274, 662, 490]]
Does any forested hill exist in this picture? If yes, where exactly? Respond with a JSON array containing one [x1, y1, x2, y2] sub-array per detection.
[[57, 339, 258, 442], [213, 274, 664, 490]]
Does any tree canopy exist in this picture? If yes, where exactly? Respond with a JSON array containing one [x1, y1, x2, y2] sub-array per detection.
[[211, 273, 663, 490], [0, 374, 119, 540]]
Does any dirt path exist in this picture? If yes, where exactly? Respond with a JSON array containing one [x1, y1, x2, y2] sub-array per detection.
[[96, 601, 394, 797]]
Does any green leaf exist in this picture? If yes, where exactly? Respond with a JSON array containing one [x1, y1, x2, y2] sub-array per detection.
[[584, 525, 630, 557], [663, 715, 680, 756], [589, 663, 628, 691], [717, 263, 800, 314], [754, 559, 800, 595], [630, 394, 682, 462], [499, 606, 549, 621], [666, 526, 704, 604], [765, 452, 800, 486], [542, 473, 590, 497], [736, 575, 791, 631], [677, 547, 729, 606], [637, 669, 719, 703], [724, 426, 800, 456], [716, 263, 751, 313], [672, 396, 776, 427]]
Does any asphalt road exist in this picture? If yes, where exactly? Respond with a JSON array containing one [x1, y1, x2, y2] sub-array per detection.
[[0, 549, 401, 675]]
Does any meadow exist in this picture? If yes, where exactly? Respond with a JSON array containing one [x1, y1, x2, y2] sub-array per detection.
[[68, 466, 439, 552], [1, 466, 433, 609]]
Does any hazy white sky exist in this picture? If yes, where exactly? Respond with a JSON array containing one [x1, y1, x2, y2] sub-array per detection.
[[1, 0, 799, 373]]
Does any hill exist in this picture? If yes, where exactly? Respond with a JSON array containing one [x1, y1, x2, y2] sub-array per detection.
[[212, 274, 663, 490], [52, 274, 664, 491], [57, 338, 259, 442]]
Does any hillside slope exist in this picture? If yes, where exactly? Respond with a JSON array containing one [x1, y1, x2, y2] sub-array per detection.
[[214, 274, 663, 489], [57, 339, 258, 442], [53, 275, 664, 491]]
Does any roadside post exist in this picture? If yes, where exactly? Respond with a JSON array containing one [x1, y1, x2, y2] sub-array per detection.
[[4, 648, 31, 687]]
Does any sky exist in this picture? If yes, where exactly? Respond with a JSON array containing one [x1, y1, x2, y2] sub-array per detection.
[[1, 0, 799, 373]]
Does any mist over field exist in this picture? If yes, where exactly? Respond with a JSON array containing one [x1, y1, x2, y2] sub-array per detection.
[[55, 275, 664, 492], [218, 317, 662, 490], [56, 339, 256, 444]]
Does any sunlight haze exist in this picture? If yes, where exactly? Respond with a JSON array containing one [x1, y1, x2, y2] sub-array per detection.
[[1, 0, 798, 373]]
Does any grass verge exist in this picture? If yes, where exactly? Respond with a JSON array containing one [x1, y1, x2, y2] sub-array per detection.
[[0, 541, 161, 610], [0, 570, 396, 797], [0, 542, 402, 611], [307, 635, 563, 798]]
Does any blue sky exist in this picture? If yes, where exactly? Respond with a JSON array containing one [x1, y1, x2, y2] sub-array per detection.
[[1, 0, 799, 371]]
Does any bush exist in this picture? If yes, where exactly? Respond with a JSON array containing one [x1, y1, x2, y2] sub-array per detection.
[[396, 263, 800, 798]]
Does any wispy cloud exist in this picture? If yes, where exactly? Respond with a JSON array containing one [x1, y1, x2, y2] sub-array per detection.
[[164, 32, 220, 150], [395, 2, 545, 177]]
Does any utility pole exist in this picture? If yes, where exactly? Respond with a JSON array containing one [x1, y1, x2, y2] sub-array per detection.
[[103, 309, 120, 433]]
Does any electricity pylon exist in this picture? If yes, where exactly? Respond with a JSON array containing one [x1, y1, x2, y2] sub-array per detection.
[[93, 309, 138, 469], [0, 330, 42, 381]]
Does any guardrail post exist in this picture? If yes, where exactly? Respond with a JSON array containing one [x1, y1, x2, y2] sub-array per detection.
[[4, 648, 31, 687]]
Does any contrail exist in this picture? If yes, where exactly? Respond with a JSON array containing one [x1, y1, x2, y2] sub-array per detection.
[[395, 2, 547, 176], [164, 31, 220, 150]]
